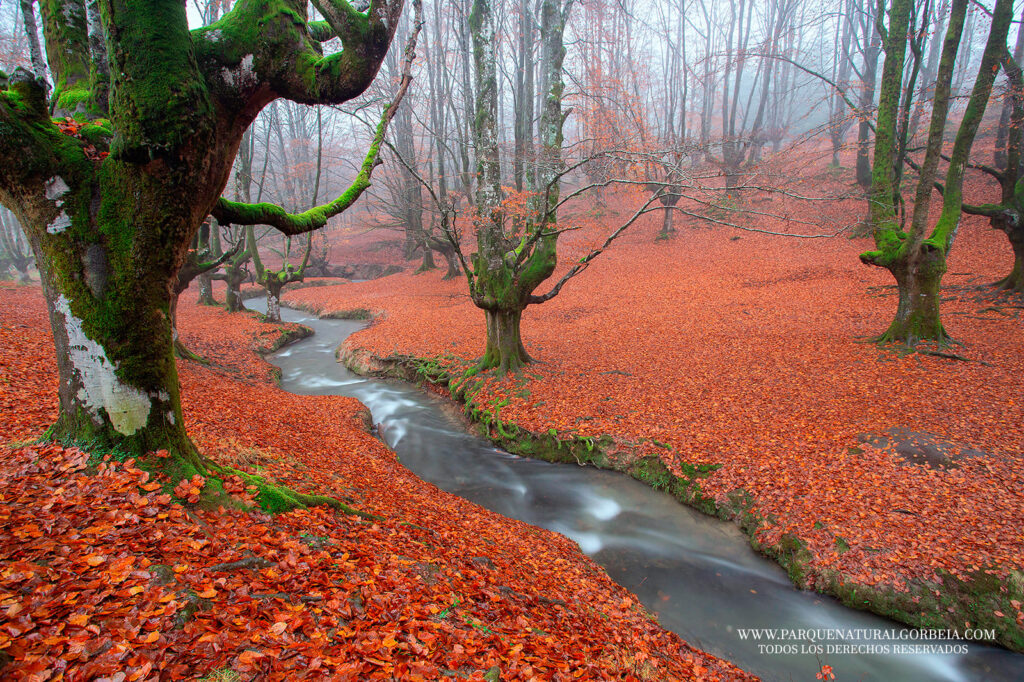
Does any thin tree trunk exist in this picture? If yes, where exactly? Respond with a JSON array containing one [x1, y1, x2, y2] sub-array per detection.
[[19, 0, 48, 83]]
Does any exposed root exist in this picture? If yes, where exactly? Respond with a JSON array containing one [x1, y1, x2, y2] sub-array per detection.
[[207, 463, 383, 519], [174, 338, 210, 365]]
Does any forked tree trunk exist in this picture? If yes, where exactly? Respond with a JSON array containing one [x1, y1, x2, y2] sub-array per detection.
[[466, 0, 563, 375], [862, 0, 1012, 344]]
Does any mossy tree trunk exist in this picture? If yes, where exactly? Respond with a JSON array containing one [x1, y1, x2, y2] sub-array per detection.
[[866, 0, 910, 232], [18, 0, 49, 85], [963, 32, 1024, 292], [38, 0, 92, 114], [0, 0, 410, 484], [480, 308, 531, 373], [464, 0, 564, 375], [881, 255, 947, 343], [860, 0, 1013, 344], [993, 216, 1024, 292]]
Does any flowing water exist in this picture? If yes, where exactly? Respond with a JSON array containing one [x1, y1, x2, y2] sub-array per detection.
[[253, 301, 1024, 681]]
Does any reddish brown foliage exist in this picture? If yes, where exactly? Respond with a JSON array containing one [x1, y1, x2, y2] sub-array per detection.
[[0, 286, 750, 680], [285, 197, 1024, 604]]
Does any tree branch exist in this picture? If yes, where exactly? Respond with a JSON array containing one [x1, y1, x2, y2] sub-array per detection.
[[212, 0, 422, 236], [529, 193, 662, 304]]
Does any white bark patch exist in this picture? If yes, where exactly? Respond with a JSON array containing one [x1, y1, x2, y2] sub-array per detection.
[[46, 177, 72, 234], [206, 28, 222, 43], [221, 54, 256, 88], [56, 295, 152, 435], [46, 176, 70, 201], [268, 294, 280, 322], [47, 211, 72, 234]]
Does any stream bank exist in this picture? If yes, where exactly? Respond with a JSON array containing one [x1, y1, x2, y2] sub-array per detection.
[[340, 342, 1024, 655], [256, 300, 1024, 681]]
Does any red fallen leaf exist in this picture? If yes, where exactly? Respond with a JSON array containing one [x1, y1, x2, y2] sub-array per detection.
[[107, 555, 136, 584], [269, 621, 287, 636], [84, 554, 105, 567], [236, 650, 264, 668], [68, 613, 90, 627]]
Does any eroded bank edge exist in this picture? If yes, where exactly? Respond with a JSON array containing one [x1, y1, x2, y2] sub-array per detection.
[[334, 339, 1024, 653]]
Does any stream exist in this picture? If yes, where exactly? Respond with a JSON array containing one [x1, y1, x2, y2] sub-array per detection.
[[253, 301, 1024, 681]]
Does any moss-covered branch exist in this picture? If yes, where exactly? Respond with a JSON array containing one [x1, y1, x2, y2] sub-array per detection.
[[193, 0, 403, 108], [927, 0, 1014, 251], [212, 1, 421, 236]]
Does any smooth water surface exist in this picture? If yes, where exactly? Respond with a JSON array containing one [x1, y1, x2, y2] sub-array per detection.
[[254, 301, 1023, 681]]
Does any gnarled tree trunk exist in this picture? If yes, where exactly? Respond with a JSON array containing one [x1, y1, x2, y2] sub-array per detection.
[[0, 0, 409, 487]]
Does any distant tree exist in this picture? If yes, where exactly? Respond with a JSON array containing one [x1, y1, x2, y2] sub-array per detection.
[[854, 0, 881, 191], [0, 206, 33, 281], [961, 31, 1024, 294]]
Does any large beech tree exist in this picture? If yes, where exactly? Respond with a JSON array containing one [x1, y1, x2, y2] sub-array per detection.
[[461, 0, 567, 374], [0, 0, 414, 492], [860, 0, 1012, 344]]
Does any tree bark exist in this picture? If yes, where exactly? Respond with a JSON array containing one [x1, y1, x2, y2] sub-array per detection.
[[881, 255, 947, 343], [19, 0, 48, 84], [479, 308, 531, 373], [0, 0, 410, 490], [856, 1, 881, 191]]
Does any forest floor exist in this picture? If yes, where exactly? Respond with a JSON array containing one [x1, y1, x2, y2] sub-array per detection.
[[283, 180, 1024, 649], [0, 285, 751, 680]]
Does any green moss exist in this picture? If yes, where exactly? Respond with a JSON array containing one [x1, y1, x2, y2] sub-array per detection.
[[263, 325, 313, 352], [208, 464, 381, 519], [78, 120, 113, 146], [344, 347, 1024, 652], [54, 84, 94, 114], [39, 0, 90, 100], [105, 0, 214, 160]]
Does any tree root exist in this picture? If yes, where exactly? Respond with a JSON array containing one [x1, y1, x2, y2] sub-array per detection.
[[173, 338, 210, 365], [208, 554, 273, 572], [207, 463, 383, 520], [915, 349, 991, 366]]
